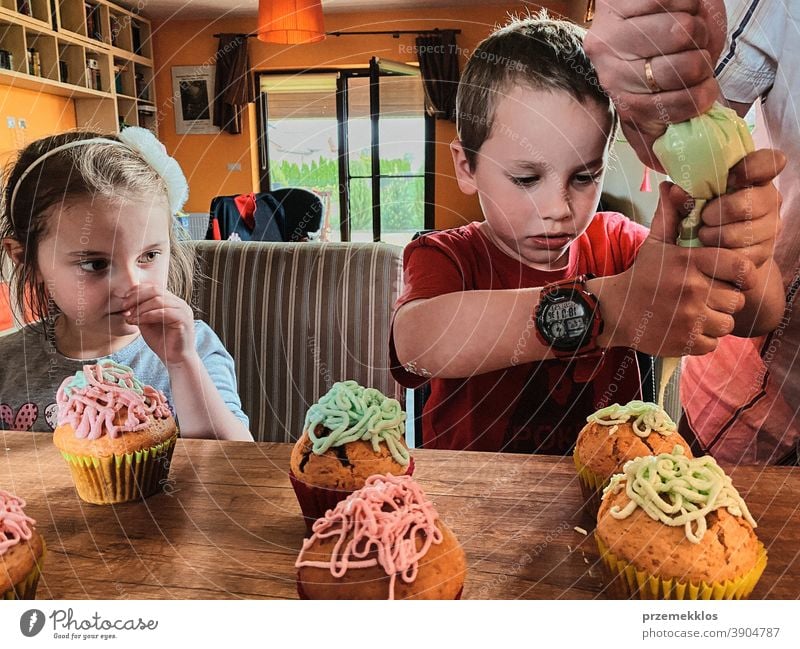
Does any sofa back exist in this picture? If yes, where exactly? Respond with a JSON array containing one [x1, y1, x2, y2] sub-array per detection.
[[191, 240, 403, 442]]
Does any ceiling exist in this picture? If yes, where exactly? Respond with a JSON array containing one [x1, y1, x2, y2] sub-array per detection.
[[133, 0, 533, 21]]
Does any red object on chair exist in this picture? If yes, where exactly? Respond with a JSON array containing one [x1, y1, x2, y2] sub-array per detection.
[[234, 192, 257, 230]]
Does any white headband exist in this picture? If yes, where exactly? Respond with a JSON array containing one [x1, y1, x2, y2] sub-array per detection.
[[9, 127, 189, 219]]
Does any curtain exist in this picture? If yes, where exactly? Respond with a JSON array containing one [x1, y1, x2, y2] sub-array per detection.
[[415, 30, 460, 122], [213, 34, 256, 134]]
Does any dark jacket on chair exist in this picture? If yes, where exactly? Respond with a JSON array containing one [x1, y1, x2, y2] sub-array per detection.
[[208, 193, 285, 242]]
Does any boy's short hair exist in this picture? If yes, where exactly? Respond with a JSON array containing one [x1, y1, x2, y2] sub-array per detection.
[[457, 11, 617, 169]]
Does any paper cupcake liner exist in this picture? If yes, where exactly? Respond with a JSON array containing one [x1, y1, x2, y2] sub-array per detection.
[[573, 451, 607, 519], [595, 534, 767, 600], [296, 578, 462, 600], [290, 457, 415, 533], [59, 437, 177, 505], [2, 538, 46, 600]]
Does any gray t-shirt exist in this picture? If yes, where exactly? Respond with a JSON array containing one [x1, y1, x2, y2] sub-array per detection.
[[0, 321, 248, 432]]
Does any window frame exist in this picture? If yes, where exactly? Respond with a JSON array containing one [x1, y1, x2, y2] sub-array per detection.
[[256, 66, 435, 242]]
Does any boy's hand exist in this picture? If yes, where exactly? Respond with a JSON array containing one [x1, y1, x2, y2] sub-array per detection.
[[122, 283, 197, 367], [595, 183, 753, 356], [698, 149, 785, 267]]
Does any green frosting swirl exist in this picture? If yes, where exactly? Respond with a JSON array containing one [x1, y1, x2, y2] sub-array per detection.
[[603, 445, 756, 544], [587, 401, 676, 437], [304, 380, 409, 466], [653, 102, 754, 247]]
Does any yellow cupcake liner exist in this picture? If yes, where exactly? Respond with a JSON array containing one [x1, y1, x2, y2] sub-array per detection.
[[595, 534, 767, 600], [573, 450, 608, 518], [2, 538, 46, 600], [60, 437, 177, 505]]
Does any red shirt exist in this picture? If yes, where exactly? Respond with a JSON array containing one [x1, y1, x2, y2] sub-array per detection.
[[390, 213, 649, 453]]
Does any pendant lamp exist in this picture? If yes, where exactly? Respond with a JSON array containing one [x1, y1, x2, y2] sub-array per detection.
[[257, 0, 326, 44]]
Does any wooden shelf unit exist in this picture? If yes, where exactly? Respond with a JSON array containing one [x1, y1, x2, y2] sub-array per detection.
[[0, 0, 158, 134]]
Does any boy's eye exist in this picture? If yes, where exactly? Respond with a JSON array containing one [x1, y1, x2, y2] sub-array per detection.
[[78, 259, 108, 273], [574, 172, 603, 185], [510, 175, 540, 187]]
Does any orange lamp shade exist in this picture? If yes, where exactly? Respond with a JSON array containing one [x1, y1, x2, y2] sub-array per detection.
[[257, 0, 326, 44]]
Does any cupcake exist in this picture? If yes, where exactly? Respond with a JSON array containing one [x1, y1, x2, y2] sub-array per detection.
[[289, 380, 413, 529], [296, 473, 466, 599], [595, 445, 766, 599], [52, 360, 178, 505], [1, 489, 45, 600], [574, 401, 692, 517]]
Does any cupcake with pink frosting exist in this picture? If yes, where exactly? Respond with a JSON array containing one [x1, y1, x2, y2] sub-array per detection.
[[296, 474, 466, 599], [1, 489, 45, 599], [52, 360, 177, 505]]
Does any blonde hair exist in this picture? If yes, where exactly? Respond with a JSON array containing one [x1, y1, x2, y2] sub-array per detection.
[[456, 11, 618, 169], [0, 130, 195, 325]]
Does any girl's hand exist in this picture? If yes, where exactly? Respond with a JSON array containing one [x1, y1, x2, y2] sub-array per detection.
[[122, 283, 196, 367]]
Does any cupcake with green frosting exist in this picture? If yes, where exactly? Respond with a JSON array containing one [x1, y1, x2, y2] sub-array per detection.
[[574, 401, 693, 518], [595, 446, 766, 599], [289, 380, 413, 529]]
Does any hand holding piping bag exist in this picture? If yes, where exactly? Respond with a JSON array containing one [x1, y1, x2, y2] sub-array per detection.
[[652, 104, 755, 405], [653, 103, 755, 248]]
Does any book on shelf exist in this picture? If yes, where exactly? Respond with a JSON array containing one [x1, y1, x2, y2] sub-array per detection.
[[131, 22, 142, 55], [110, 15, 121, 47], [85, 56, 101, 90], [85, 3, 103, 42]]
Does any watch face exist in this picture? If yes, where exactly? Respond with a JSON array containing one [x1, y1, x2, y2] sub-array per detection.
[[538, 294, 590, 350]]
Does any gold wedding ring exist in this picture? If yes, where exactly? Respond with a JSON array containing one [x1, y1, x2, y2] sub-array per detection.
[[644, 58, 662, 93]]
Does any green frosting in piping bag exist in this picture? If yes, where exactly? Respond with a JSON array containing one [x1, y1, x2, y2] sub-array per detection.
[[653, 102, 754, 247], [304, 380, 410, 466]]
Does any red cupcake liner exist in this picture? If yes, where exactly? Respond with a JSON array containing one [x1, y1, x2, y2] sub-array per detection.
[[289, 457, 415, 533], [296, 578, 463, 600]]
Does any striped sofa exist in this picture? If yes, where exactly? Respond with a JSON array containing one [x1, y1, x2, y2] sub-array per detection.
[[190, 240, 404, 443]]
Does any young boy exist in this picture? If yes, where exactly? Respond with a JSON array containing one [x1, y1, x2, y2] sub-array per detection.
[[390, 14, 783, 454]]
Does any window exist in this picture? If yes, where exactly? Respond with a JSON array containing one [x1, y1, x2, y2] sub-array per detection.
[[258, 61, 434, 243]]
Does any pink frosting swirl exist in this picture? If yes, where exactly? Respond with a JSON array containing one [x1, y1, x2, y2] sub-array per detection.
[[0, 489, 36, 556], [56, 361, 171, 440], [295, 474, 443, 599]]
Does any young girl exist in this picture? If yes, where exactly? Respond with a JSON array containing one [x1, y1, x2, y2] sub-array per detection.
[[0, 128, 252, 440]]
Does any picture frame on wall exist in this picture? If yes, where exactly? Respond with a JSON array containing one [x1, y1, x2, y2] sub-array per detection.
[[172, 65, 220, 135]]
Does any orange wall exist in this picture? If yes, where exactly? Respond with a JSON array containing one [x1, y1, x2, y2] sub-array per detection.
[[151, 3, 574, 229], [0, 86, 77, 168], [0, 87, 76, 331]]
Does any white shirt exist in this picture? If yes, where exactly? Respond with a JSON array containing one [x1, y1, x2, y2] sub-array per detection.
[[681, 0, 800, 463]]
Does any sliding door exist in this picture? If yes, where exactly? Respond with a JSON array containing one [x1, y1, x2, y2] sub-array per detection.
[[259, 63, 432, 242]]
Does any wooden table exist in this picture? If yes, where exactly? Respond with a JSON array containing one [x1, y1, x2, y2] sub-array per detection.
[[2, 431, 798, 599]]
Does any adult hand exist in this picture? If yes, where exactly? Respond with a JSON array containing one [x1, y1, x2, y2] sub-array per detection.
[[122, 283, 197, 367], [594, 182, 754, 356], [698, 149, 786, 268], [584, 0, 728, 171]]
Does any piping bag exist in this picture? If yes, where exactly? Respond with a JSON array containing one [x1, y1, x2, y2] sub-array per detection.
[[651, 102, 754, 406]]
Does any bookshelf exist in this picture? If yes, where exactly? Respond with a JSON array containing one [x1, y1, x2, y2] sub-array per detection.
[[0, 0, 158, 134]]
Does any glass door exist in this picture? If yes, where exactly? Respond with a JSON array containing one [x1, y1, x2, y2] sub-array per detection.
[[259, 72, 340, 240], [342, 58, 428, 244], [259, 61, 432, 242]]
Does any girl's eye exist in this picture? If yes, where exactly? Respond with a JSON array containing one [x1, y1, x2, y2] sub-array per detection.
[[510, 175, 540, 187], [78, 259, 108, 273], [140, 251, 161, 263]]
